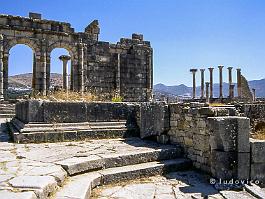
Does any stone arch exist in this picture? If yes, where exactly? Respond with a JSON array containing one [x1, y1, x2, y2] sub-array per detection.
[[47, 41, 78, 91], [2, 37, 41, 99], [47, 41, 77, 59], [4, 37, 41, 55]]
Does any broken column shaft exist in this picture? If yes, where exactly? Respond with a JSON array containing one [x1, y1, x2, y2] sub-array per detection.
[[205, 82, 210, 103]]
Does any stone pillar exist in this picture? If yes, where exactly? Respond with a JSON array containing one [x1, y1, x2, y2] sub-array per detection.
[[205, 82, 210, 103], [78, 43, 84, 93], [116, 53, 121, 95], [252, 88, 256, 102], [59, 55, 71, 90], [208, 67, 214, 98], [237, 68, 242, 98], [35, 41, 47, 95], [227, 67, 233, 98], [0, 35, 4, 100], [218, 65, 224, 98], [3, 54, 8, 100], [147, 49, 153, 101], [190, 69, 198, 99], [200, 69, 205, 99]]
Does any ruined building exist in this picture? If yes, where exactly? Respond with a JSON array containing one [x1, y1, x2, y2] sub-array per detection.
[[0, 12, 153, 101]]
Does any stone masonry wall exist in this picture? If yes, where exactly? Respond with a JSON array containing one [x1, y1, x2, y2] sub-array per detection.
[[0, 13, 153, 102], [168, 103, 237, 173], [16, 100, 138, 125], [250, 139, 265, 184]]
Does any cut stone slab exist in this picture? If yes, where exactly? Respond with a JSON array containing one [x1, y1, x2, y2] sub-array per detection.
[[99, 158, 191, 184], [9, 176, 57, 199], [55, 172, 101, 199], [0, 190, 37, 199], [56, 155, 104, 175], [220, 190, 256, 199], [245, 183, 265, 199]]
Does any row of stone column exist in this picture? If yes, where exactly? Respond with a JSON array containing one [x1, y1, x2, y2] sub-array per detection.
[[190, 66, 242, 100]]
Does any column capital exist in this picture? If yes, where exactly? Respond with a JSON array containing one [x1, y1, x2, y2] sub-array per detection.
[[200, 68, 205, 72], [59, 55, 71, 62], [227, 66, 233, 70], [208, 67, 214, 71], [218, 65, 224, 69], [236, 68, 241, 72], [190, 68, 198, 73]]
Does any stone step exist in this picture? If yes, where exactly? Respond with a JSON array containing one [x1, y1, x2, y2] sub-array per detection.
[[0, 113, 15, 118], [56, 146, 182, 175], [10, 126, 138, 143], [54, 158, 192, 199]]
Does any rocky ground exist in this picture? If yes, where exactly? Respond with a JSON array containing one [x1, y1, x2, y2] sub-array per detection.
[[0, 118, 264, 199]]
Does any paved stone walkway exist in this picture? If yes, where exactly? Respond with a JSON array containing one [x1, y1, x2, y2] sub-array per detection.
[[91, 171, 258, 199], [0, 118, 264, 199]]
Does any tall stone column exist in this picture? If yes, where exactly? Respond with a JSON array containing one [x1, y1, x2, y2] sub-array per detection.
[[227, 67, 233, 98], [190, 69, 198, 99], [0, 35, 4, 100], [59, 55, 71, 90], [200, 69, 205, 99], [208, 67, 214, 98], [205, 82, 210, 103], [218, 65, 224, 98], [237, 68, 242, 98]]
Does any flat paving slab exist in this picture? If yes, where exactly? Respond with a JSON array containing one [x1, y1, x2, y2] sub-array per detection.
[[91, 171, 260, 199]]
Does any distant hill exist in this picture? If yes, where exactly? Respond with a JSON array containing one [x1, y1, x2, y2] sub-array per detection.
[[9, 73, 63, 89], [154, 78, 265, 98]]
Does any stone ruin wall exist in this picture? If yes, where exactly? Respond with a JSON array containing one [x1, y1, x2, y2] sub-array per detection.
[[167, 103, 238, 173], [166, 103, 265, 184], [0, 13, 153, 102]]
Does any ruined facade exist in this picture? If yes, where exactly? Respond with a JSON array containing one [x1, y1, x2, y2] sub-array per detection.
[[0, 13, 153, 101]]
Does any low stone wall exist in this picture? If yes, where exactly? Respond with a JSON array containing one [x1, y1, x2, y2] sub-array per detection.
[[250, 139, 265, 184], [167, 103, 238, 173], [15, 100, 138, 124]]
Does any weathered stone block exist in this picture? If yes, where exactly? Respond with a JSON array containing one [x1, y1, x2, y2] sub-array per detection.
[[250, 139, 265, 163], [139, 102, 169, 139], [251, 163, 265, 184], [208, 117, 250, 153], [43, 102, 87, 123]]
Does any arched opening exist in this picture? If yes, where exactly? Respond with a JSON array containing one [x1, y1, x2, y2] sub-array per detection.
[[8, 44, 34, 99], [49, 48, 72, 92]]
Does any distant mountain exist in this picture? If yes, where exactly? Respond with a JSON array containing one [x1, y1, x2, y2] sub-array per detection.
[[9, 73, 63, 89], [154, 78, 265, 98]]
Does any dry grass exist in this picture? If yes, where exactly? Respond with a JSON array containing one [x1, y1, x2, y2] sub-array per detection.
[[32, 91, 98, 102], [209, 103, 225, 107], [251, 121, 265, 140]]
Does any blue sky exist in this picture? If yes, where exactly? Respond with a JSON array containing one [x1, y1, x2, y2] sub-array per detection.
[[1, 0, 265, 86]]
